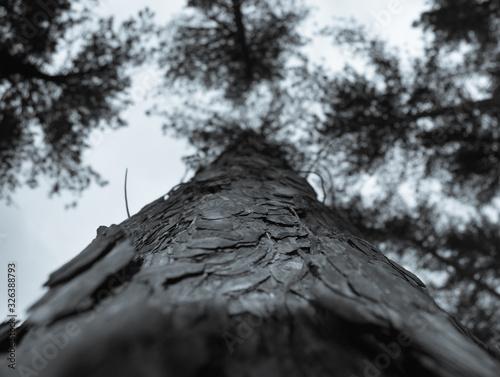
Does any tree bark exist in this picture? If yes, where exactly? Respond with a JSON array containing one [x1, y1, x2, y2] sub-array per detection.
[[1, 130, 499, 377]]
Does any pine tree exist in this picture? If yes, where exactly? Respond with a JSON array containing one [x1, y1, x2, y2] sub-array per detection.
[[1, 130, 499, 377]]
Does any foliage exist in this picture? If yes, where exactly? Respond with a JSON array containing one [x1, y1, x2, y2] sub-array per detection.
[[0, 0, 155, 203], [416, 0, 500, 53], [158, 0, 308, 102]]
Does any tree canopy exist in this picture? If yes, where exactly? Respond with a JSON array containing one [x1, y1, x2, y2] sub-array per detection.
[[0, 0, 154, 204], [158, 0, 308, 101]]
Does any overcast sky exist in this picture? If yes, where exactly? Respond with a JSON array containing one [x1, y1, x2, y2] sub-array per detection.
[[0, 0, 426, 319]]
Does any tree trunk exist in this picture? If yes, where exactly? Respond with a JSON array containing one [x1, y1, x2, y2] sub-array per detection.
[[2, 131, 499, 377]]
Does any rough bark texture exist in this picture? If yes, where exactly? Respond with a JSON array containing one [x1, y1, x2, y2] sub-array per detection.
[[2, 131, 499, 377]]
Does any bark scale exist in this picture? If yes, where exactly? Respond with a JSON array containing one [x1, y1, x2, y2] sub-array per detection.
[[1, 131, 499, 377]]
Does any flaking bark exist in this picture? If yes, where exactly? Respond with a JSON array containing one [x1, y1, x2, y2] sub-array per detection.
[[1, 131, 499, 377]]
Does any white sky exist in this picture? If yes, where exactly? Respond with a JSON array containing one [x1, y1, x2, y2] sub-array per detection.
[[0, 0, 426, 319]]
